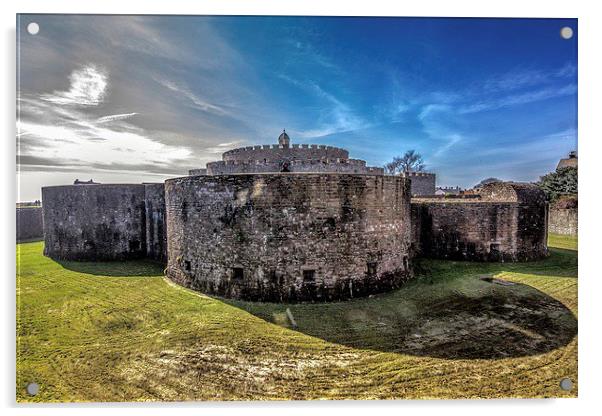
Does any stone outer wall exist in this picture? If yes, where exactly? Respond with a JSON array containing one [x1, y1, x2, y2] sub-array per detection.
[[16, 207, 43, 242], [42, 184, 147, 261], [411, 183, 548, 261], [144, 183, 167, 262], [165, 173, 412, 302], [403, 172, 436, 196], [206, 159, 384, 175], [549, 208, 577, 236]]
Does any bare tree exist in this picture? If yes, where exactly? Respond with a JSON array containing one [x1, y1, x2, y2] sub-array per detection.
[[384, 150, 425, 175]]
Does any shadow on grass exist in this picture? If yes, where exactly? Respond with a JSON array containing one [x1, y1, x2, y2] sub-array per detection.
[[54, 245, 577, 360], [221, 249, 578, 360], [223, 280, 577, 360], [56, 258, 164, 277]]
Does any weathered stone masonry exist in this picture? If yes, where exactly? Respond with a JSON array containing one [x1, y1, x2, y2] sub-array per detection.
[[16, 207, 43, 242], [165, 174, 412, 302], [411, 182, 548, 261], [548, 197, 577, 237], [42, 184, 165, 261], [144, 183, 167, 262], [41, 133, 549, 303], [402, 172, 436, 196]]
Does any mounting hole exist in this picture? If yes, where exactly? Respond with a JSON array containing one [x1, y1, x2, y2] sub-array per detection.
[[559, 377, 573, 391], [560, 26, 573, 40], [27, 22, 40, 35], [26, 382, 39, 396]]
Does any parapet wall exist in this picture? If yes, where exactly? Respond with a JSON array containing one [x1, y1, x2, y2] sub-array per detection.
[[402, 172, 436, 196], [411, 182, 548, 261], [222, 144, 349, 162], [16, 207, 43, 242], [42, 184, 148, 261], [206, 158, 384, 175], [165, 173, 412, 302]]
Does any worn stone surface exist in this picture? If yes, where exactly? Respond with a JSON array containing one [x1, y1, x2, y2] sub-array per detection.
[[144, 183, 167, 262], [42, 184, 147, 260], [403, 172, 436, 196], [165, 174, 412, 302], [411, 183, 548, 261], [198, 137, 385, 176], [207, 158, 384, 175], [549, 208, 577, 236], [16, 207, 43, 241], [39, 132, 551, 304]]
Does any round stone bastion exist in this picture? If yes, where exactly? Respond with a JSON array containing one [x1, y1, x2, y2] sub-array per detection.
[[165, 173, 413, 302]]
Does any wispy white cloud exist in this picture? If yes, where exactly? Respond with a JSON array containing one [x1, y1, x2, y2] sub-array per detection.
[[277, 74, 369, 139], [96, 113, 139, 123], [481, 62, 577, 93], [459, 84, 577, 114], [40, 65, 108, 106], [155, 77, 230, 116], [416, 104, 465, 159], [18, 64, 193, 176], [203, 141, 245, 154], [433, 134, 462, 157]]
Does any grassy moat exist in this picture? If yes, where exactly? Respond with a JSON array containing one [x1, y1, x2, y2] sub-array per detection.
[[16, 234, 577, 402]]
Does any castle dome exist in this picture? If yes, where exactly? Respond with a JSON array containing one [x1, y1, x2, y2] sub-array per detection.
[[278, 129, 290, 146]]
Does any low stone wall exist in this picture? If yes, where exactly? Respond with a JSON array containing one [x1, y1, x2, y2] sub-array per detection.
[[16, 207, 43, 242], [165, 173, 412, 302], [411, 182, 548, 261], [42, 184, 147, 261], [548, 196, 577, 236], [549, 208, 577, 236]]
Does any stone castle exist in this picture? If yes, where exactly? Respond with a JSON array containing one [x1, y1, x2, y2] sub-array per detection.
[[41, 132, 548, 302]]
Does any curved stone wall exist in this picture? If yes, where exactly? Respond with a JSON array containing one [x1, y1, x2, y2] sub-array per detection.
[[410, 182, 548, 261], [206, 158, 384, 175], [222, 144, 349, 162], [42, 184, 147, 260], [165, 174, 412, 302]]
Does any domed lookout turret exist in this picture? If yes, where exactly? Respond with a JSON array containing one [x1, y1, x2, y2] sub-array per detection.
[[278, 129, 290, 147]]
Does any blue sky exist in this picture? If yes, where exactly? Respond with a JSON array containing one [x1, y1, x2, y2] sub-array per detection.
[[17, 15, 577, 201]]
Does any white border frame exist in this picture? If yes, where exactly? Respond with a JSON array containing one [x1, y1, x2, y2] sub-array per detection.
[[3, 1, 600, 415]]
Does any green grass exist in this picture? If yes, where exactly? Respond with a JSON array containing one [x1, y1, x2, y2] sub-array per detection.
[[16, 236, 577, 402], [548, 232, 578, 251]]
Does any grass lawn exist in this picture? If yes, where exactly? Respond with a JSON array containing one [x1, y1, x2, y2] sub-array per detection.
[[548, 232, 578, 251], [16, 235, 578, 402]]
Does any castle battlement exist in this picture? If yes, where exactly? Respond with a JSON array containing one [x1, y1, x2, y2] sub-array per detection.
[[40, 129, 547, 304], [402, 171, 436, 177], [202, 131, 384, 176]]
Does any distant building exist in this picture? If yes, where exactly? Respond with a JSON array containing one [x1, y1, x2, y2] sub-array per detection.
[[435, 186, 462, 196], [557, 151, 578, 170], [460, 188, 481, 196], [73, 179, 99, 185]]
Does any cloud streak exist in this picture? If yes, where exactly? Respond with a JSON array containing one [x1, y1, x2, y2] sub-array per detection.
[[40, 65, 108, 106], [96, 113, 139, 123]]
